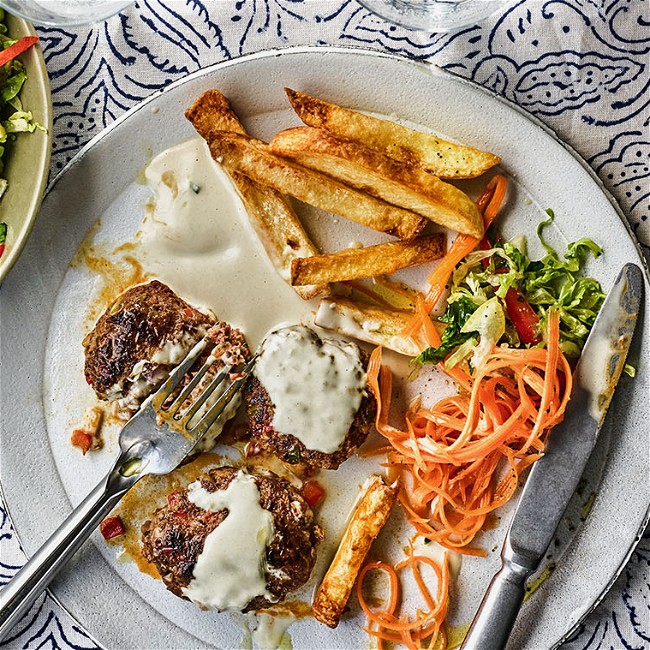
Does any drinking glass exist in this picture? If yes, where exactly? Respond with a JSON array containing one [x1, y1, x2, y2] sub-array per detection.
[[356, 0, 514, 31], [0, 0, 134, 27]]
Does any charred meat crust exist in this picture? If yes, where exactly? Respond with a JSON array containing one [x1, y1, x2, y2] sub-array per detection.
[[141, 467, 323, 611], [83, 280, 213, 398], [242, 353, 377, 470], [204, 321, 250, 367]]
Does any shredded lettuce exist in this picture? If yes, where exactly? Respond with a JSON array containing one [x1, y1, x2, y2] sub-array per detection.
[[413, 297, 477, 365], [0, 9, 45, 175], [459, 296, 506, 370], [0, 9, 45, 248], [413, 211, 605, 372]]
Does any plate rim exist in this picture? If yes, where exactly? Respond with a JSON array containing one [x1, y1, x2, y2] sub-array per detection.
[[1, 44, 648, 650]]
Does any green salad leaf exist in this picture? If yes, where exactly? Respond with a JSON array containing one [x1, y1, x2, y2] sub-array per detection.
[[0, 12, 44, 185], [413, 297, 477, 365], [414, 210, 605, 370], [0, 11, 46, 257]]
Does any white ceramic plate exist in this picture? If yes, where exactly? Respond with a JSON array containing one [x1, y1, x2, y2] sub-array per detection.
[[0, 47, 648, 650]]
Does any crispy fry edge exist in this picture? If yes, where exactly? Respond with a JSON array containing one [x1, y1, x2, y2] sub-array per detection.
[[208, 130, 427, 240], [290, 233, 446, 286], [314, 296, 424, 357], [312, 475, 398, 628], [285, 87, 500, 179], [185, 90, 329, 300], [270, 126, 483, 238]]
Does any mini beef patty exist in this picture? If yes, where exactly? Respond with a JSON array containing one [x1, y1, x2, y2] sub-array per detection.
[[243, 326, 376, 470], [83, 280, 248, 415], [141, 467, 323, 611]]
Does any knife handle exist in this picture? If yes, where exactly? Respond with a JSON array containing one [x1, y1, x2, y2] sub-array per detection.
[[460, 557, 533, 650]]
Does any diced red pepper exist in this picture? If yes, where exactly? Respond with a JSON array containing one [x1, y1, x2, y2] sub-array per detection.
[[167, 491, 184, 509], [478, 235, 491, 255], [505, 287, 541, 345], [99, 515, 125, 540], [70, 429, 93, 455], [480, 232, 541, 345], [0, 36, 39, 67], [479, 234, 508, 273], [0, 243, 5, 259], [302, 480, 325, 508]]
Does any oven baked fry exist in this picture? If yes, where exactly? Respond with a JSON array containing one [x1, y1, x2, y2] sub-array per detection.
[[270, 126, 483, 238], [185, 88, 247, 138], [230, 172, 329, 299], [185, 90, 329, 300], [291, 233, 445, 286], [207, 130, 427, 241], [285, 88, 500, 180], [314, 296, 426, 357], [312, 474, 398, 628]]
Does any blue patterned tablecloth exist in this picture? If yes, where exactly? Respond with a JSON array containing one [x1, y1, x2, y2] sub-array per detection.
[[1, 1, 648, 648]]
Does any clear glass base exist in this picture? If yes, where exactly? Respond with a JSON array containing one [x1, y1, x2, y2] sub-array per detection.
[[356, 0, 514, 32], [0, 0, 134, 27]]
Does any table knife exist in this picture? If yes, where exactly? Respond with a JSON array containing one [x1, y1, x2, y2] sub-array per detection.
[[461, 262, 644, 650]]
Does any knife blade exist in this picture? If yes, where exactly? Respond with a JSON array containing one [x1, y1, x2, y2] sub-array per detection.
[[461, 262, 644, 650]]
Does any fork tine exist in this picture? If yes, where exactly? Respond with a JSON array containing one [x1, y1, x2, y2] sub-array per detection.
[[179, 365, 232, 423], [164, 354, 218, 418], [189, 354, 258, 437], [150, 337, 209, 409]]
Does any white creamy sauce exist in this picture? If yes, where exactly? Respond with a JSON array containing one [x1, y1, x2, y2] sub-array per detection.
[[249, 612, 294, 650], [105, 329, 207, 415], [149, 333, 198, 365], [115, 374, 159, 413], [411, 537, 462, 581], [254, 325, 366, 454], [136, 139, 312, 348], [314, 300, 421, 357], [575, 295, 631, 422], [182, 470, 275, 611]]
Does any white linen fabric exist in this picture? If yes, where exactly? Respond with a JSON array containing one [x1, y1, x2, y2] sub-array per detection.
[[0, 1, 647, 648]]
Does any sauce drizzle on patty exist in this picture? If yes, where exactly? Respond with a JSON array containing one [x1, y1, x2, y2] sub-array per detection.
[[182, 469, 276, 610], [254, 326, 367, 454]]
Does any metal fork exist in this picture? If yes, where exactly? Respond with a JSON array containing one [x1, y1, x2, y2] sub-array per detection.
[[0, 336, 258, 641]]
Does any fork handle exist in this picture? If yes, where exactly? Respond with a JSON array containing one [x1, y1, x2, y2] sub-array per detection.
[[0, 466, 136, 641]]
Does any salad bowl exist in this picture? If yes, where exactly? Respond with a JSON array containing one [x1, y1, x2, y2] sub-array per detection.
[[0, 11, 52, 284]]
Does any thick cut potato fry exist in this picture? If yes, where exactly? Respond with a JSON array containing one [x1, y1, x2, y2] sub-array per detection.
[[185, 89, 247, 138], [290, 233, 445, 286], [207, 131, 427, 240], [185, 90, 328, 300], [270, 126, 483, 238], [312, 475, 398, 628], [315, 296, 425, 357], [231, 173, 329, 299], [285, 88, 500, 179]]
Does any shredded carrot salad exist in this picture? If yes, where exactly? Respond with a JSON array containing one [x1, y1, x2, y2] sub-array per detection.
[[356, 554, 450, 650], [367, 308, 571, 556]]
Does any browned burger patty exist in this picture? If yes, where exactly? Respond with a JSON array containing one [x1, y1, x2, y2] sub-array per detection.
[[242, 325, 376, 470], [243, 375, 375, 470], [83, 281, 248, 416], [84, 280, 212, 399], [141, 466, 323, 611]]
